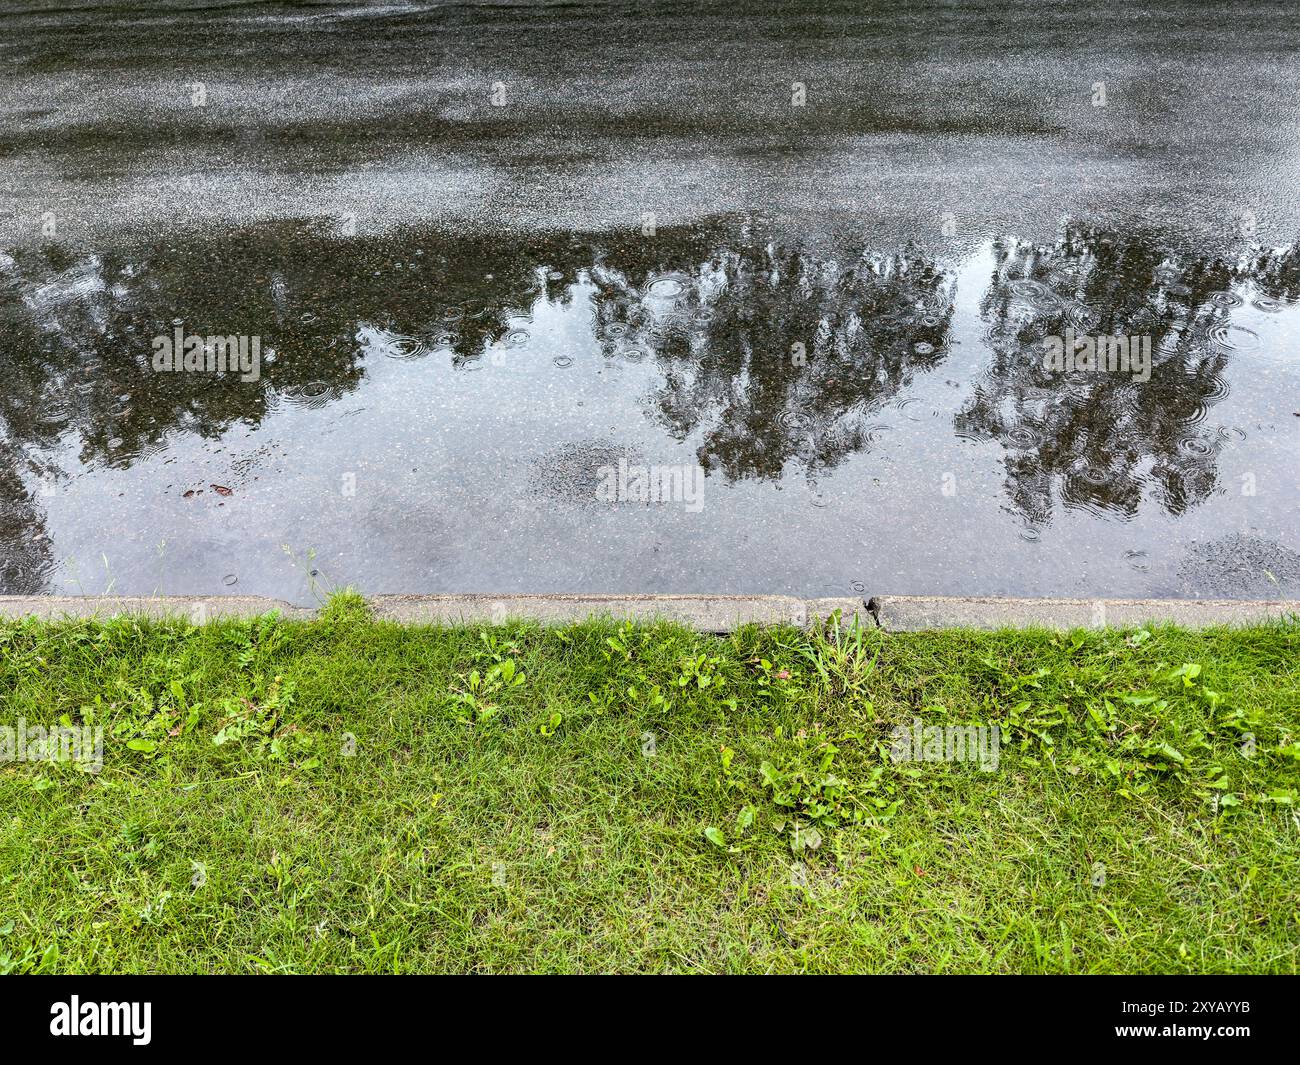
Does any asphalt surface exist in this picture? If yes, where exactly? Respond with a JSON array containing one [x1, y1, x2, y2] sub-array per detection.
[[0, 0, 1298, 602]]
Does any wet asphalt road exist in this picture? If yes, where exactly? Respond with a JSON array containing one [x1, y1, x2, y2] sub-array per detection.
[[0, 1, 1298, 602], [5, 0, 1300, 249]]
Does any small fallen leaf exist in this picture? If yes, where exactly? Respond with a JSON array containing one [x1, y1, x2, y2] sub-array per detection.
[[793, 825, 822, 851]]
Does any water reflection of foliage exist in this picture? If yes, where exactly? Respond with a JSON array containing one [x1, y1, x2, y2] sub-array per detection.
[[0, 442, 53, 594], [588, 241, 955, 481], [0, 235, 357, 469], [0, 223, 956, 488], [956, 225, 1300, 527], [2, 220, 1297, 594]]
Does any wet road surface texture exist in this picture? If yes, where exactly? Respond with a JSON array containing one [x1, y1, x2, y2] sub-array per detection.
[[1, 0, 1298, 603]]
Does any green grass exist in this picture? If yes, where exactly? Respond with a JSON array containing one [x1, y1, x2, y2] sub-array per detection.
[[2, 593, 1298, 974]]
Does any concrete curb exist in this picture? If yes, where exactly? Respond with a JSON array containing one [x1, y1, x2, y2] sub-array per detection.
[[869, 596, 1300, 631], [0, 595, 312, 621], [0, 594, 1294, 631], [368, 593, 809, 628]]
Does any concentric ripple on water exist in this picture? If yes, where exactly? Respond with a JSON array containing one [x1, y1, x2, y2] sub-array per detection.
[[896, 396, 934, 422], [500, 314, 533, 348], [1204, 322, 1260, 351], [280, 380, 340, 409], [1123, 549, 1150, 571], [1008, 278, 1060, 310], [1207, 290, 1243, 309], [1006, 424, 1045, 449], [1175, 435, 1215, 458], [916, 290, 949, 315], [645, 272, 691, 299], [1068, 301, 1104, 331], [1203, 374, 1232, 403], [381, 333, 429, 360]]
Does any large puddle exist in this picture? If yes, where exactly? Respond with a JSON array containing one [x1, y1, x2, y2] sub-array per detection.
[[1, 0, 1297, 603], [3, 220, 1297, 603]]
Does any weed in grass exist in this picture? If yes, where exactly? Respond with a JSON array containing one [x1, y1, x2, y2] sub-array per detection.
[[448, 659, 526, 725], [796, 610, 880, 709]]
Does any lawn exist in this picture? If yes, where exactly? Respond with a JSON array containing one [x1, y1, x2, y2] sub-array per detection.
[[1, 594, 1297, 974]]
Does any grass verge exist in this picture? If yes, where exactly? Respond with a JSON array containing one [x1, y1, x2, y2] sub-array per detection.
[[2, 593, 1298, 973]]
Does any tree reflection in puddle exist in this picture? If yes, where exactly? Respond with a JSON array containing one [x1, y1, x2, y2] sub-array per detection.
[[0, 218, 1297, 598]]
